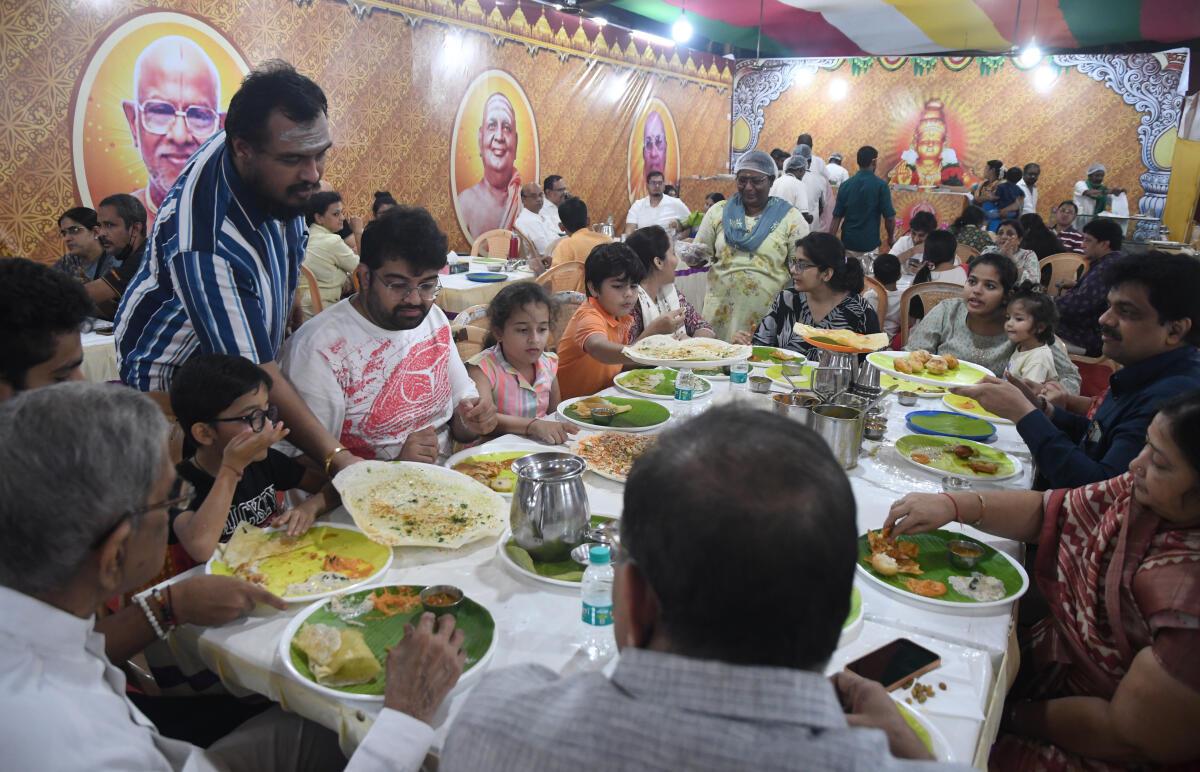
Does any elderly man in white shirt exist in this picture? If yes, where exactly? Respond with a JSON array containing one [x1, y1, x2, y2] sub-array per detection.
[[0, 382, 467, 772], [793, 144, 835, 232], [624, 170, 691, 235], [514, 182, 561, 269], [541, 174, 568, 228], [769, 156, 813, 222], [825, 152, 851, 186]]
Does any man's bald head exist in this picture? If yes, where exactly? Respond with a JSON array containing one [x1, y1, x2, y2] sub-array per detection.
[[122, 36, 224, 208], [478, 92, 518, 187], [519, 182, 543, 213], [643, 110, 667, 177]]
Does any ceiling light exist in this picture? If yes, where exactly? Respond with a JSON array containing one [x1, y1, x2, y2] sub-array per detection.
[[1016, 41, 1042, 68], [828, 77, 849, 101], [1033, 64, 1057, 92], [792, 65, 816, 87], [671, 14, 693, 44]]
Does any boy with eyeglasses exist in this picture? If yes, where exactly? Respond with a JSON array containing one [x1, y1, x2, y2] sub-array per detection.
[[166, 353, 337, 574], [281, 206, 496, 464]]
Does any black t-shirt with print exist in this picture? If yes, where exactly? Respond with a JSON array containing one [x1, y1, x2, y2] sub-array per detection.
[[168, 448, 306, 544]]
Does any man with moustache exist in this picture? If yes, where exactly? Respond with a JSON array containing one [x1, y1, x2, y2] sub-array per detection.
[[460, 92, 522, 240], [116, 61, 364, 479], [281, 206, 497, 463], [85, 193, 148, 319], [952, 252, 1200, 489], [121, 37, 226, 231], [541, 174, 569, 228], [631, 111, 670, 201]]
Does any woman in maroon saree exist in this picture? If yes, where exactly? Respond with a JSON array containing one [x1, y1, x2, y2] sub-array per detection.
[[884, 392, 1200, 770]]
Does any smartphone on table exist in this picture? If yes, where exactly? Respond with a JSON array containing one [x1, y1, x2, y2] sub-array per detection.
[[845, 638, 941, 691]]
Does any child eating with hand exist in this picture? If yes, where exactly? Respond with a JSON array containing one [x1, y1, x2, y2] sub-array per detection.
[[468, 283, 578, 444], [165, 354, 338, 575], [556, 243, 646, 398]]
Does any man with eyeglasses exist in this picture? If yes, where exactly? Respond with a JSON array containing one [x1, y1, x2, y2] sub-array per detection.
[[281, 206, 497, 464], [541, 174, 569, 228], [117, 61, 363, 483], [624, 170, 690, 236], [0, 383, 469, 770], [120, 36, 226, 230], [514, 182, 560, 271]]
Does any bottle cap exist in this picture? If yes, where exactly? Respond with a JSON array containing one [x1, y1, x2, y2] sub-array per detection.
[[588, 544, 611, 564]]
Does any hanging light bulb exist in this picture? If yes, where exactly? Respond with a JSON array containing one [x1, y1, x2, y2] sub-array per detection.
[[1016, 41, 1042, 68], [672, 13, 693, 44]]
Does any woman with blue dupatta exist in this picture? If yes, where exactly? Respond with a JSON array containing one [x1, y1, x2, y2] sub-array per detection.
[[692, 150, 809, 341]]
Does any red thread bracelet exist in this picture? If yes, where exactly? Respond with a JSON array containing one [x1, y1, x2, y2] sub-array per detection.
[[940, 492, 960, 523]]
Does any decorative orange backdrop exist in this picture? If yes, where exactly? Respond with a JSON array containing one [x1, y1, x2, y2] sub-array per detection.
[[0, 0, 733, 261], [754, 61, 1149, 229]]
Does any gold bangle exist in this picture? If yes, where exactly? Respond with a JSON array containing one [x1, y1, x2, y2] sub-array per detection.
[[972, 492, 986, 527], [323, 446, 348, 476]]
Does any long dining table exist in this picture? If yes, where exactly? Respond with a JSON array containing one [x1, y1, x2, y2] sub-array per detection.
[[165, 373, 1031, 769]]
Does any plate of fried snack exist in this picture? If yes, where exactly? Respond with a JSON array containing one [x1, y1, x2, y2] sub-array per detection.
[[894, 435, 1021, 482], [866, 350, 990, 388]]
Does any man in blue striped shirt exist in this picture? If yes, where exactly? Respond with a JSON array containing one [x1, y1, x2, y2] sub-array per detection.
[[115, 61, 359, 475]]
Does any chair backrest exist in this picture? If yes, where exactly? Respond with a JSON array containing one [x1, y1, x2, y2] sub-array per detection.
[[471, 229, 516, 258], [297, 264, 323, 320], [899, 281, 963, 346], [1069, 353, 1120, 399], [955, 243, 980, 263], [861, 276, 888, 329], [549, 291, 586, 351], [451, 303, 491, 361], [1039, 253, 1089, 296], [536, 261, 586, 294]]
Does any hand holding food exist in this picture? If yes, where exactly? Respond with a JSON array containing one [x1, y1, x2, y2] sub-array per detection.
[[383, 612, 467, 723], [457, 397, 498, 437], [951, 378, 1037, 422], [731, 330, 753, 345], [527, 417, 578, 444], [645, 308, 686, 337], [399, 426, 440, 464], [885, 494, 957, 536], [831, 671, 934, 761], [272, 500, 319, 537], [171, 574, 289, 626], [222, 420, 289, 472]]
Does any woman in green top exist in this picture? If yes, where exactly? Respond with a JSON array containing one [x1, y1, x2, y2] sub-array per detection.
[[905, 253, 1081, 393], [691, 151, 808, 341]]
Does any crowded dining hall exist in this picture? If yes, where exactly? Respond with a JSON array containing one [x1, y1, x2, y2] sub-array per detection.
[[4, 0, 1200, 769]]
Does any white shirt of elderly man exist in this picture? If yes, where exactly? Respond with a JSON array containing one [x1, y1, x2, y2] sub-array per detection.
[[625, 173, 690, 235], [770, 161, 813, 219], [515, 183, 561, 257]]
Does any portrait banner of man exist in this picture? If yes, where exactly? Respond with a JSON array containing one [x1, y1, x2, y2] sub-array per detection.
[[627, 98, 681, 203], [71, 12, 249, 233], [450, 70, 540, 244]]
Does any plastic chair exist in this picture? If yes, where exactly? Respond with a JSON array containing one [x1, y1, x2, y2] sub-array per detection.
[[1070, 353, 1120, 399], [898, 281, 963, 347], [297, 265, 323, 319], [536, 262, 586, 294], [549, 291, 586, 351], [861, 276, 888, 330], [471, 229, 517, 258], [955, 243, 980, 263], [451, 304, 491, 361], [1039, 253, 1089, 296]]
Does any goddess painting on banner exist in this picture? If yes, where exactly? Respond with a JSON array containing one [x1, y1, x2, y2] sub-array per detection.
[[886, 99, 979, 188]]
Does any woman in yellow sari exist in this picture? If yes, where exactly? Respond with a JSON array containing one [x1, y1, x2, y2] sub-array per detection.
[[691, 150, 808, 341]]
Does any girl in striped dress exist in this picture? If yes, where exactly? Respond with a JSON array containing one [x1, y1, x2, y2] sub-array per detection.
[[467, 283, 578, 445]]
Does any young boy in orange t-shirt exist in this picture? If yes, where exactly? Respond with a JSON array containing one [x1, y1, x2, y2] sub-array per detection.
[[557, 243, 646, 398]]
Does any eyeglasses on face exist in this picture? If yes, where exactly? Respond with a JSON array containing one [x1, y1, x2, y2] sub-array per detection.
[[94, 478, 197, 548], [59, 225, 88, 237], [210, 405, 279, 433], [138, 100, 219, 138], [735, 175, 769, 187], [375, 275, 442, 300], [788, 259, 819, 271]]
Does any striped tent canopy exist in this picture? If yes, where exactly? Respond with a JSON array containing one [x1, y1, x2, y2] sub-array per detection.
[[607, 0, 1200, 57]]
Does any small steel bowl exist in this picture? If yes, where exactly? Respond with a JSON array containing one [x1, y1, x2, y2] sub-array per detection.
[[420, 585, 464, 615], [781, 361, 807, 378], [589, 407, 617, 426], [897, 391, 919, 406], [749, 375, 773, 394], [947, 540, 985, 570]]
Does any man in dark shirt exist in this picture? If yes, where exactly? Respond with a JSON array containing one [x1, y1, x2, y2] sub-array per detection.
[[953, 251, 1200, 489], [1055, 217, 1122, 356], [830, 146, 895, 256]]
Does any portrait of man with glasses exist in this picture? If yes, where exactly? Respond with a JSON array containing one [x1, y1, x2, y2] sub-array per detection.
[[281, 206, 497, 465], [120, 36, 225, 228]]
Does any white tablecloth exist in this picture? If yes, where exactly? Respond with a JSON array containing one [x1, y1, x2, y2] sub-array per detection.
[[81, 329, 119, 383], [174, 380, 1026, 768], [437, 264, 535, 314]]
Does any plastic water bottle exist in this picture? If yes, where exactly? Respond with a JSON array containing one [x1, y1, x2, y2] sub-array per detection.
[[580, 545, 616, 663], [673, 369, 697, 419], [728, 361, 750, 398]]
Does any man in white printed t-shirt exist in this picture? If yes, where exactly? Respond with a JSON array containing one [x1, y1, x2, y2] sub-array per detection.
[[281, 206, 497, 464], [624, 170, 690, 236]]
